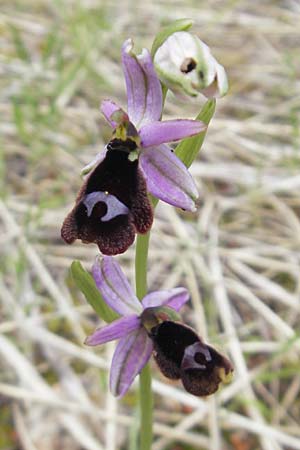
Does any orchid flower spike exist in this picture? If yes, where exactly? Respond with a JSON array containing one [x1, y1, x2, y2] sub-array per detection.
[[85, 256, 190, 397], [61, 39, 206, 255], [154, 31, 228, 99]]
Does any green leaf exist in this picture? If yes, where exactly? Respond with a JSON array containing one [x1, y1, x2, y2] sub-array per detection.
[[70, 260, 118, 323], [151, 18, 194, 58], [175, 99, 216, 168]]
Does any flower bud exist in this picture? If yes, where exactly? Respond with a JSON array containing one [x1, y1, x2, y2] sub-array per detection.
[[154, 31, 228, 99]]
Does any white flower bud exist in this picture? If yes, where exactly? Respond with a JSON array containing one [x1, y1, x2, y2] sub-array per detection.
[[154, 31, 228, 99]]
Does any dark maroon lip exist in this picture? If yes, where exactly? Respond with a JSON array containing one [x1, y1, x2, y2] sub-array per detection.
[[61, 141, 153, 255]]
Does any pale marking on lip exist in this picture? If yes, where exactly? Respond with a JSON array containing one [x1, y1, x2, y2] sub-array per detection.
[[83, 191, 129, 222]]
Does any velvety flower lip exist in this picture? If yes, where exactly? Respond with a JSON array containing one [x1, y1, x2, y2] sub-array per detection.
[[85, 256, 189, 397], [150, 321, 234, 396], [61, 138, 153, 255]]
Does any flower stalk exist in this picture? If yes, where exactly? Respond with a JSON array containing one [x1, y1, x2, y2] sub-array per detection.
[[135, 232, 153, 450], [135, 233, 151, 300], [139, 364, 153, 450]]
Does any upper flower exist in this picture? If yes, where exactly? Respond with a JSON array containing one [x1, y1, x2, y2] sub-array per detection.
[[154, 31, 228, 99], [99, 39, 206, 210], [61, 39, 206, 255], [85, 256, 189, 397]]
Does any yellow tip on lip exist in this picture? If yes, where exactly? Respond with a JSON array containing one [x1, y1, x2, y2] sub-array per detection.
[[219, 367, 234, 384]]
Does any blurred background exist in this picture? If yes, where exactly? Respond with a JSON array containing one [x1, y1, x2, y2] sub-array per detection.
[[1, 0, 300, 449]]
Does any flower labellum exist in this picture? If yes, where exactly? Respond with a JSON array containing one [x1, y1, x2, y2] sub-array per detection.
[[61, 138, 153, 255], [149, 321, 233, 396], [154, 31, 228, 99], [85, 256, 190, 397]]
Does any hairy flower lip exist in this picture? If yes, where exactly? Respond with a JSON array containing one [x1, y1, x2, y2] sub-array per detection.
[[61, 140, 153, 255], [85, 256, 190, 397], [150, 321, 234, 397]]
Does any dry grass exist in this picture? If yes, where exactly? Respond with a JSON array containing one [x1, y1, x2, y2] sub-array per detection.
[[1, 0, 300, 449]]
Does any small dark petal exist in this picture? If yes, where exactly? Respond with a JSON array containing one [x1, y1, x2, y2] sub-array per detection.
[[61, 140, 153, 255]]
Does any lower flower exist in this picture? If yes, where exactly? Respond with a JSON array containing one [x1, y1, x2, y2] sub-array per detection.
[[84, 256, 233, 398], [85, 256, 189, 397]]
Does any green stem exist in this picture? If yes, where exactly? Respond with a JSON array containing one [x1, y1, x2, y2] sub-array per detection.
[[135, 232, 151, 299], [139, 364, 153, 450], [135, 232, 153, 450]]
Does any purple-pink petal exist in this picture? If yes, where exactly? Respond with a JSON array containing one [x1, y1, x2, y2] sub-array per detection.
[[139, 144, 199, 211], [101, 99, 126, 128], [139, 120, 206, 148], [92, 256, 142, 316], [85, 315, 140, 346], [110, 328, 153, 397], [122, 39, 162, 128], [122, 39, 147, 128], [137, 48, 162, 126], [142, 287, 189, 312]]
